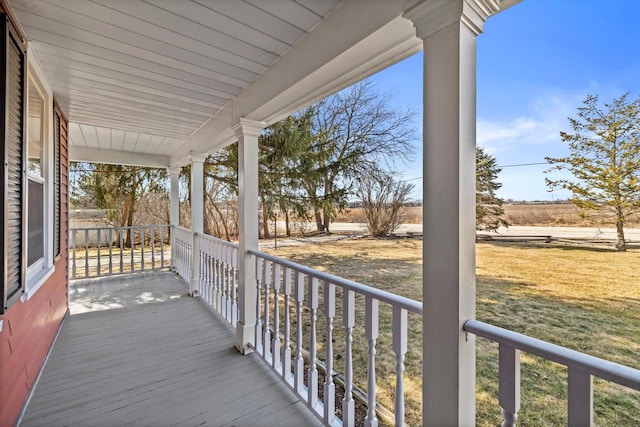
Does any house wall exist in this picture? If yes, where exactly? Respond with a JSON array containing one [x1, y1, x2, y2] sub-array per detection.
[[0, 113, 69, 426]]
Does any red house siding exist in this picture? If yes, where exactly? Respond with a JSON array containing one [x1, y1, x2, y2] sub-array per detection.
[[0, 113, 69, 426]]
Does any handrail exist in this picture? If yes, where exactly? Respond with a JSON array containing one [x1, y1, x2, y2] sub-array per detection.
[[249, 248, 423, 315], [70, 224, 170, 230], [464, 319, 640, 426], [173, 225, 191, 233], [464, 319, 640, 390], [196, 232, 239, 249]]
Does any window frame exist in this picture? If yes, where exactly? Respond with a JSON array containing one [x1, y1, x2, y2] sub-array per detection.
[[22, 45, 55, 301]]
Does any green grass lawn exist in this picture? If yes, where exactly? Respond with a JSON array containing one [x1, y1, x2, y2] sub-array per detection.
[[266, 239, 640, 426]]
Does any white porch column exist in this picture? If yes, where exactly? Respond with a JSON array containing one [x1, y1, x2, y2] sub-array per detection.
[[233, 118, 265, 354], [169, 166, 181, 271], [403, 1, 497, 425], [189, 153, 207, 296]]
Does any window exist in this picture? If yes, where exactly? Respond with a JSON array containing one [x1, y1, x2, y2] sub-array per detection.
[[27, 75, 45, 267], [1, 14, 27, 313]]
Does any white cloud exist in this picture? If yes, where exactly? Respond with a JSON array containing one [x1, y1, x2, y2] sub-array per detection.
[[477, 91, 582, 156]]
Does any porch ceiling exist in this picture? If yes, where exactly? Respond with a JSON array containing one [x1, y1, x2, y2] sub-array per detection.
[[8, 0, 517, 167]]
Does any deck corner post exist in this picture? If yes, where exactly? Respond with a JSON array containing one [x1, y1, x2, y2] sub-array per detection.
[[169, 166, 181, 271], [233, 118, 265, 354], [402, 0, 499, 425], [189, 153, 207, 296]]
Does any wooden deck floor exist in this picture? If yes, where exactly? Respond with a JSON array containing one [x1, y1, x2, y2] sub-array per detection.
[[21, 272, 322, 427]]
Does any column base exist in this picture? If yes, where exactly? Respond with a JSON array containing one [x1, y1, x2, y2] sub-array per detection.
[[189, 278, 199, 297], [235, 321, 255, 354]]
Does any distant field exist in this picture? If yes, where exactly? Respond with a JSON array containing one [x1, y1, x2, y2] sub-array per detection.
[[335, 204, 640, 227]]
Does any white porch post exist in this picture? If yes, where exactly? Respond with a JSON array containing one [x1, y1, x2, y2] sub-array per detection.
[[189, 154, 207, 296], [169, 166, 180, 271], [233, 118, 265, 354], [403, 1, 497, 425]]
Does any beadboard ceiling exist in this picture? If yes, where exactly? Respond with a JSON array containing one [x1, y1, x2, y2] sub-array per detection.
[[8, 0, 517, 167], [11, 0, 343, 161]]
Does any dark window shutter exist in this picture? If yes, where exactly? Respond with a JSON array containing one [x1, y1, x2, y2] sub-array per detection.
[[1, 14, 27, 313], [54, 107, 61, 258]]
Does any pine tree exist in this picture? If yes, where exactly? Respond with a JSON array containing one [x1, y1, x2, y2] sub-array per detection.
[[546, 93, 640, 251], [476, 147, 508, 231]]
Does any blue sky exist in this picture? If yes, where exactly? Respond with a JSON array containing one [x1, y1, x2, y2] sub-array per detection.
[[370, 0, 640, 201]]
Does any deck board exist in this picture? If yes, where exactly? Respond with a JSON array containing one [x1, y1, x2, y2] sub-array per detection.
[[21, 272, 322, 427]]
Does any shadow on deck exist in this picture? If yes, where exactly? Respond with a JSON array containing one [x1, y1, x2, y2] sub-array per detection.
[[21, 272, 322, 427]]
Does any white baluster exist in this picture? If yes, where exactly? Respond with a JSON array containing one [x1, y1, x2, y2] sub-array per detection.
[[84, 229, 89, 277], [140, 228, 144, 271], [150, 227, 155, 269], [568, 367, 593, 427], [231, 248, 238, 326], [294, 272, 305, 395], [272, 264, 282, 370], [282, 267, 292, 381], [263, 260, 272, 359], [225, 245, 232, 321], [201, 244, 206, 296], [207, 244, 213, 302], [212, 243, 218, 310], [392, 306, 407, 426], [72, 230, 77, 279], [308, 277, 319, 408], [218, 244, 225, 312], [499, 343, 521, 427], [343, 290, 356, 427], [159, 226, 165, 268], [129, 228, 134, 272], [199, 244, 205, 299], [323, 281, 336, 424], [255, 258, 263, 355], [364, 296, 379, 427], [96, 228, 101, 276], [108, 228, 113, 275]]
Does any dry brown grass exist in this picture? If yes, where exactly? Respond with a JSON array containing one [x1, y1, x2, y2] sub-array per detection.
[[334, 206, 423, 224], [266, 238, 640, 426], [336, 204, 640, 228], [504, 203, 640, 227]]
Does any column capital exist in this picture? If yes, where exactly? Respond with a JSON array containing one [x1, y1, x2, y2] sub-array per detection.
[[232, 118, 266, 139], [189, 152, 208, 164], [168, 166, 182, 176], [402, 0, 499, 38]]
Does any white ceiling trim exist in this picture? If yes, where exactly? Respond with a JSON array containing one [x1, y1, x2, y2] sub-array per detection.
[[69, 146, 170, 168]]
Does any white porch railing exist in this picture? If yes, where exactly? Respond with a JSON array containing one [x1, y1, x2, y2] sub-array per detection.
[[196, 233, 239, 326], [464, 319, 640, 427], [248, 248, 422, 427], [69, 225, 170, 280], [172, 225, 192, 283], [67, 224, 640, 426]]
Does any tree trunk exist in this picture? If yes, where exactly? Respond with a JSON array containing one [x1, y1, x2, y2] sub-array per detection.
[[314, 209, 323, 231], [616, 218, 626, 251], [122, 189, 136, 246], [285, 210, 291, 237], [212, 202, 231, 241], [322, 206, 331, 233], [262, 204, 271, 239]]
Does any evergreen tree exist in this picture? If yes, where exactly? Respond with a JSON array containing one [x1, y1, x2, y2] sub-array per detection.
[[476, 147, 508, 231], [546, 93, 640, 251]]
